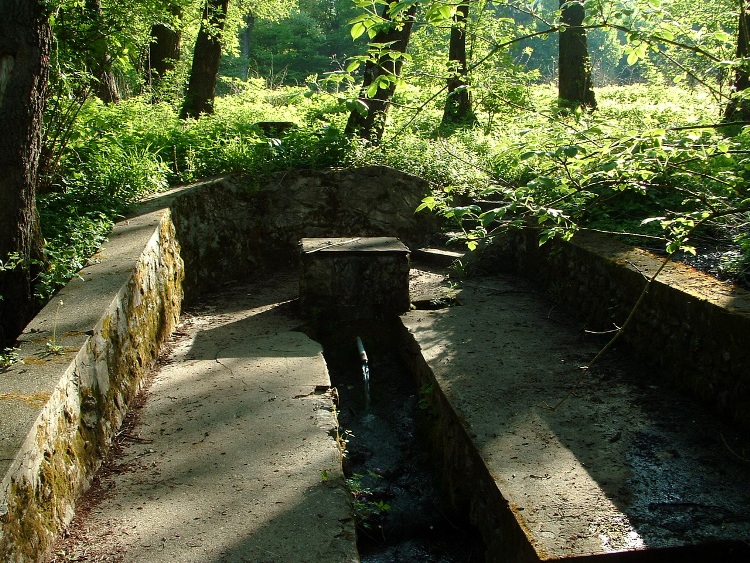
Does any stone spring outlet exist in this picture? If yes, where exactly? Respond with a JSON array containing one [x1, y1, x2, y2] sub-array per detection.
[[1, 167, 749, 561]]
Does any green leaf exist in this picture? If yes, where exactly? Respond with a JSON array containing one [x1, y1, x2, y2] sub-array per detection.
[[346, 98, 369, 117], [658, 29, 674, 41], [439, 4, 455, 20], [366, 81, 379, 98], [351, 22, 366, 40], [450, 205, 481, 220], [416, 196, 437, 212], [563, 145, 580, 158], [714, 30, 732, 43]]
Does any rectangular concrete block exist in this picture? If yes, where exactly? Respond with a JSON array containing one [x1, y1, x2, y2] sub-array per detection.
[[299, 237, 410, 320]]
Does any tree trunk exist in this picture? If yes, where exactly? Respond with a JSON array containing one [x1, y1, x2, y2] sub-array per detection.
[[345, 5, 417, 144], [724, 0, 750, 123], [558, 0, 596, 111], [180, 0, 230, 119], [85, 0, 120, 103], [442, 2, 475, 126], [0, 0, 51, 347], [240, 12, 255, 80], [147, 1, 182, 91]]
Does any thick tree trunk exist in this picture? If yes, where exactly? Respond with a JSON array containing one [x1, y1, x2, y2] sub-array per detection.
[[0, 0, 51, 347], [345, 5, 417, 144], [147, 1, 182, 91], [725, 0, 750, 122], [442, 2, 475, 126], [240, 12, 255, 80], [558, 0, 596, 111], [180, 0, 230, 119], [85, 0, 120, 103]]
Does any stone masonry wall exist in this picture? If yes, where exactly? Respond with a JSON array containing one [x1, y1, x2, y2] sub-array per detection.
[[477, 229, 750, 431], [3, 168, 748, 561], [0, 166, 434, 561], [0, 210, 183, 562]]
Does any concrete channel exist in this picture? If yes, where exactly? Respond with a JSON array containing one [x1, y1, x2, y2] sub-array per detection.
[[1, 170, 750, 561]]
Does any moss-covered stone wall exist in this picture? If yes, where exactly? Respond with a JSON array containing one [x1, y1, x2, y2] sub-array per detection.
[[0, 167, 434, 561], [0, 210, 183, 562]]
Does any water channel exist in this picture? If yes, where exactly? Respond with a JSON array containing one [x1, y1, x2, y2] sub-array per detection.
[[313, 320, 485, 562]]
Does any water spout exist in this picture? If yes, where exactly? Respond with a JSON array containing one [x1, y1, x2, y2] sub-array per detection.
[[356, 336, 369, 381], [357, 336, 371, 410]]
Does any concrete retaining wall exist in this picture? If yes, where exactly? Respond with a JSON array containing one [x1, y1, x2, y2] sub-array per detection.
[[2, 172, 747, 561], [476, 229, 750, 431], [0, 167, 436, 561], [0, 204, 184, 562]]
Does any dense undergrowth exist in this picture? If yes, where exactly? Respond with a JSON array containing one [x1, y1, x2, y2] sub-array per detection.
[[37, 79, 750, 306]]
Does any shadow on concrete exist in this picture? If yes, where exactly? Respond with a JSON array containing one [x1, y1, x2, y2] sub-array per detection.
[[48, 270, 356, 562], [402, 273, 750, 560]]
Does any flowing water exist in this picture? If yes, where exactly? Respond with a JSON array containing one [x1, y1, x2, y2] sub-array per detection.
[[314, 321, 484, 563]]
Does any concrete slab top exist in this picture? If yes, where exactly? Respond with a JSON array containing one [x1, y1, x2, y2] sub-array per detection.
[[48, 272, 358, 563], [300, 237, 409, 254], [402, 273, 750, 560]]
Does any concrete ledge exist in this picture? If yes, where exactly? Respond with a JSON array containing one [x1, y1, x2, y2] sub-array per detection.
[[477, 229, 750, 431], [399, 274, 750, 562], [0, 205, 183, 561]]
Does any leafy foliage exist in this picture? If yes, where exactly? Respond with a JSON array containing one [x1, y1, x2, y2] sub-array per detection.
[[23, 0, 750, 311]]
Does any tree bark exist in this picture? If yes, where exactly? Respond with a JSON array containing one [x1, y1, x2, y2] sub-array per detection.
[[345, 5, 417, 144], [558, 0, 596, 111], [180, 0, 230, 119], [442, 2, 475, 126], [0, 0, 51, 347], [724, 0, 750, 122], [147, 1, 182, 91], [240, 12, 255, 80], [85, 0, 120, 103]]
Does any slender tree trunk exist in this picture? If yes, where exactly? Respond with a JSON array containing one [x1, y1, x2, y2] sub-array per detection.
[[0, 0, 51, 347], [345, 5, 417, 144], [240, 12, 255, 80], [85, 0, 120, 103], [725, 0, 750, 122], [147, 1, 182, 92], [442, 2, 475, 126], [180, 0, 230, 119], [558, 0, 596, 111]]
